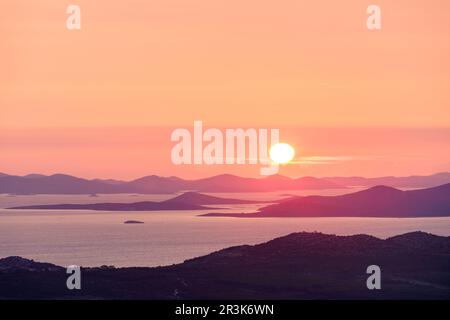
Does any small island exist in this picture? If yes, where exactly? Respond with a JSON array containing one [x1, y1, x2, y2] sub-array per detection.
[[124, 220, 144, 224]]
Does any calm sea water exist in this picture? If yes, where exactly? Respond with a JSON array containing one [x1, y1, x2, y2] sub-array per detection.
[[1, 191, 449, 267]]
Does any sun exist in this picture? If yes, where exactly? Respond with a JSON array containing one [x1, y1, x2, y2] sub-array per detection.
[[270, 143, 295, 164]]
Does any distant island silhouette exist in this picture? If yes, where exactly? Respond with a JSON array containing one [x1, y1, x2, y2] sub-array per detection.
[[124, 220, 144, 224], [0, 231, 448, 299], [8, 184, 450, 217], [8, 192, 266, 211], [202, 183, 450, 218]]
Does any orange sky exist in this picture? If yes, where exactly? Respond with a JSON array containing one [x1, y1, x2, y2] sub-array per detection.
[[1, 1, 449, 178], [1, 126, 449, 179]]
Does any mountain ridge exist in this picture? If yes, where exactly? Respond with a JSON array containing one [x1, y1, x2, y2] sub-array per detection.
[[0, 172, 341, 194], [2, 172, 450, 194]]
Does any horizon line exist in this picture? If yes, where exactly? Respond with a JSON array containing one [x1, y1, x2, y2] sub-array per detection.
[[1, 171, 450, 182]]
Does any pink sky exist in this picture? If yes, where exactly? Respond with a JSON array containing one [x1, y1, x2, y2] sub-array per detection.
[[1, 1, 449, 178], [1, 126, 449, 179]]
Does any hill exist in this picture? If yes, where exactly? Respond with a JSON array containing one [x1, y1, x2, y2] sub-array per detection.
[[0, 173, 342, 194], [2, 172, 450, 194], [202, 183, 450, 217], [8, 192, 261, 211], [0, 231, 448, 299]]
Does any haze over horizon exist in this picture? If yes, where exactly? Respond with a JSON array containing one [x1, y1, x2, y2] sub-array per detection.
[[1, 126, 449, 179]]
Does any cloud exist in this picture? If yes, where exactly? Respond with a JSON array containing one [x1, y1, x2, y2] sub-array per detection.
[[293, 156, 368, 165]]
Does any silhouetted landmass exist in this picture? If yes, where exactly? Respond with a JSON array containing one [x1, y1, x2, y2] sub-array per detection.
[[202, 183, 450, 218], [124, 220, 144, 224], [0, 173, 345, 194], [9, 201, 208, 211], [0, 256, 62, 273], [8, 192, 259, 211], [0, 173, 122, 194], [92, 178, 125, 185], [2, 172, 450, 195], [164, 191, 262, 205], [0, 231, 449, 299], [325, 172, 450, 188], [185, 174, 343, 192]]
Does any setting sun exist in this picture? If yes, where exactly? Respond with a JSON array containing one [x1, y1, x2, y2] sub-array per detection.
[[270, 143, 295, 164]]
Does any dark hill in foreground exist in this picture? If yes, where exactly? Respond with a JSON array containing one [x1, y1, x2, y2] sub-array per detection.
[[0, 231, 449, 299]]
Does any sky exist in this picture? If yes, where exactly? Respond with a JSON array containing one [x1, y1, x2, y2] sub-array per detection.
[[1, 0, 449, 179]]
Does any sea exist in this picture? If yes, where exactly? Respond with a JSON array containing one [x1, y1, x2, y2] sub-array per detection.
[[1, 189, 449, 267]]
